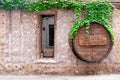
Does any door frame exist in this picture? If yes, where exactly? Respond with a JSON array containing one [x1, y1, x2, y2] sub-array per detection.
[[39, 12, 57, 58]]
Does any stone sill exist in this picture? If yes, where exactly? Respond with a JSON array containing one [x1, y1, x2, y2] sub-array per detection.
[[33, 58, 57, 64]]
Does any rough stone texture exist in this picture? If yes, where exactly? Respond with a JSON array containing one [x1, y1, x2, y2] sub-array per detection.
[[107, 10, 120, 64], [0, 64, 120, 75], [0, 9, 77, 65], [3, 10, 38, 64], [0, 8, 119, 75], [55, 9, 77, 65], [0, 10, 6, 64]]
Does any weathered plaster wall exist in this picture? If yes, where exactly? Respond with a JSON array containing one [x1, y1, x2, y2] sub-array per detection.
[[0, 8, 120, 75], [0, 10, 6, 64], [109, 10, 120, 63], [0, 9, 77, 65], [2, 10, 39, 63], [55, 9, 76, 65]]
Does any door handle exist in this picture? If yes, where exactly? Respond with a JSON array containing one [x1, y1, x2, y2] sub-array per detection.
[[43, 27, 45, 31]]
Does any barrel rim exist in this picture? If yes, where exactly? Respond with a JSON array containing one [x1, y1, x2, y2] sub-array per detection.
[[71, 22, 113, 63]]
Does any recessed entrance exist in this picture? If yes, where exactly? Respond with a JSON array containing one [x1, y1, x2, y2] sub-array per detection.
[[41, 15, 55, 58]]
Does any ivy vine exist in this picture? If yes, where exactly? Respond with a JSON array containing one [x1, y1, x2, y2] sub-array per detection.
[[70, 1, 114, 42], [0, 0, 114, 41]]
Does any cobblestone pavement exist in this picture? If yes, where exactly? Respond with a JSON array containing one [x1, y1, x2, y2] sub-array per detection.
[[0, 74, 119, 80]]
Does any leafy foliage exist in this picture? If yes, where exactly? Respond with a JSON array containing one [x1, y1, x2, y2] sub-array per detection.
[[0, 0, 114, 41], [70, 1, 114, 42]]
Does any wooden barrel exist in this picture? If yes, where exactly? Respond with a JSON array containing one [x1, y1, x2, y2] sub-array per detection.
[[72, 22, 113, 63]]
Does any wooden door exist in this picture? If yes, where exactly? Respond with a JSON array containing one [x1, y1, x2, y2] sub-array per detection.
[[42, 16, 54, 57]]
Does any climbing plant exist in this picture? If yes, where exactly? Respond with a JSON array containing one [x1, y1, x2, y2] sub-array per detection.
[[0, 0, 114, 41], [70, 1, 114, 42]]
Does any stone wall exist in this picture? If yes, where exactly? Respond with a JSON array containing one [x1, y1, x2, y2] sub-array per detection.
[[0, 2, 120, 75], [2, 10, 39, 64], [0, 9, 77, 65]]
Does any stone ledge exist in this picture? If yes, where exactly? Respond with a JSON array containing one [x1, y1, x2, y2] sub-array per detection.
[[33, 58, 57, 64], [0, 63, 120, 75]]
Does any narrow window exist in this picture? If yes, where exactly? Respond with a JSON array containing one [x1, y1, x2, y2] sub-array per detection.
[[49, 24, 54, 47], [41, 16, 54, 58]]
